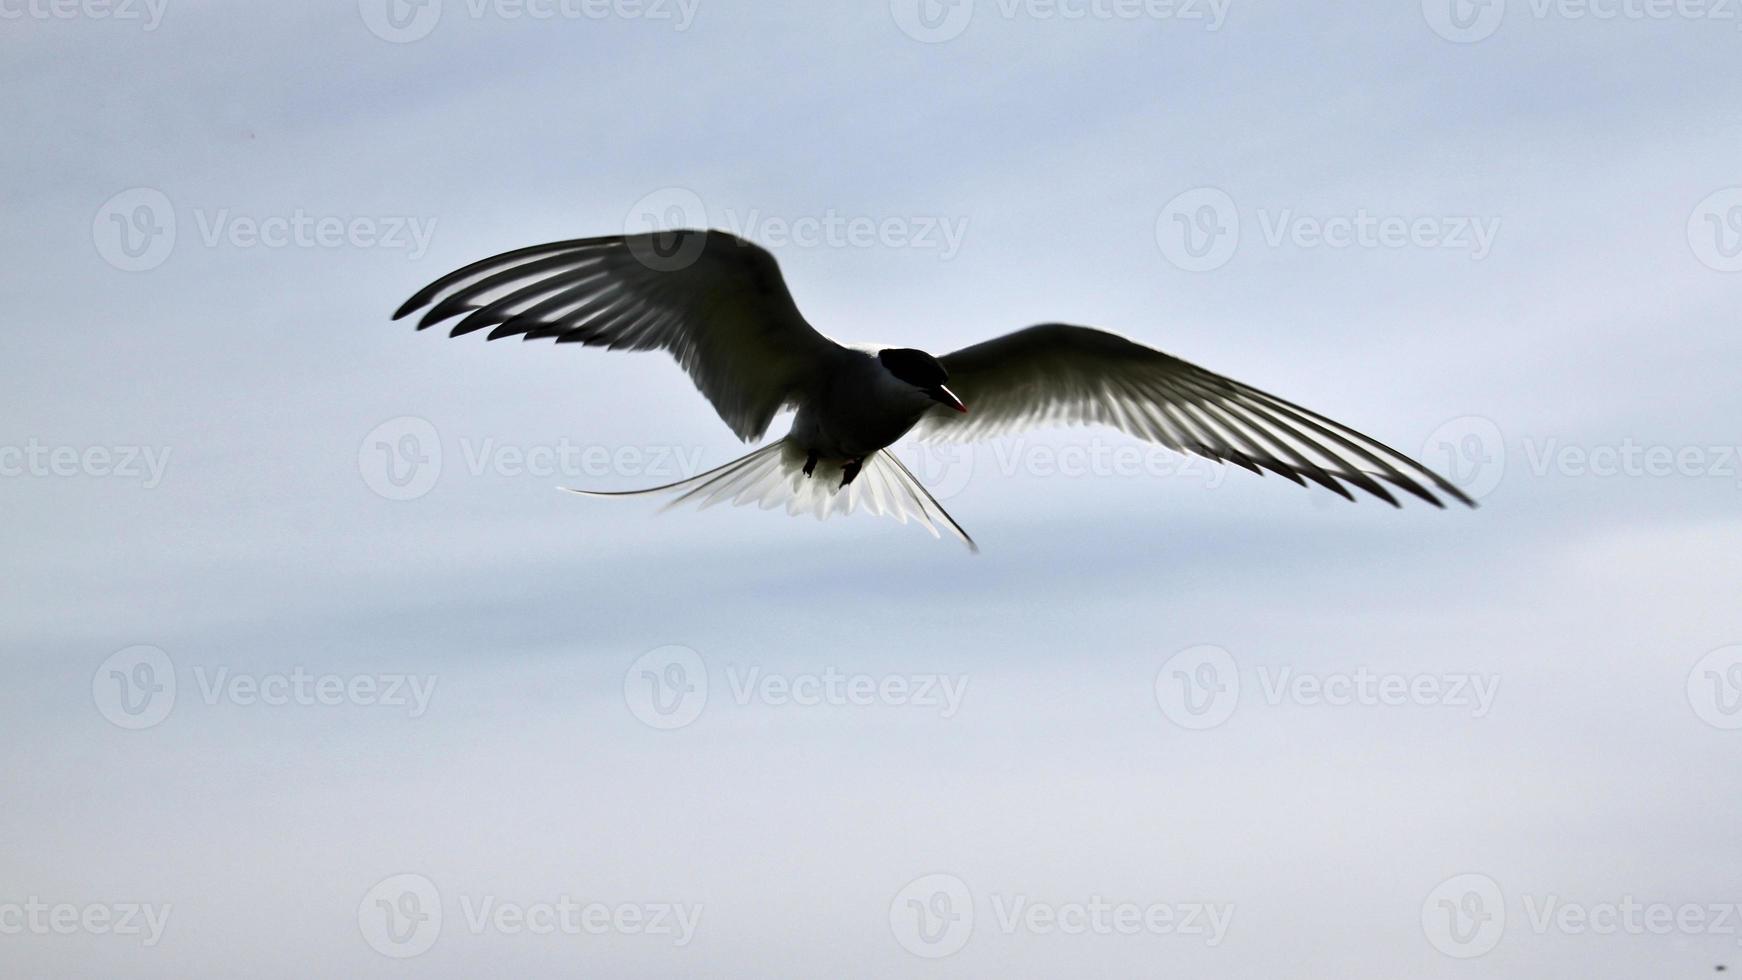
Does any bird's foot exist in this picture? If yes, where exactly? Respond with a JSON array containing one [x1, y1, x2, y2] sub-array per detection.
[[803, 451, 818, 477], [839, 458, 862, 489]]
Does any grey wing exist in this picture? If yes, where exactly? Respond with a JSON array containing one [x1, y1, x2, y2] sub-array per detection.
[[393, 230, 844, 442], [916, 323, 1474, 508]]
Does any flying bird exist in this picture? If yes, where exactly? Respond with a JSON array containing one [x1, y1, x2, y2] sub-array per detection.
[[394, 230, 1474, 551]]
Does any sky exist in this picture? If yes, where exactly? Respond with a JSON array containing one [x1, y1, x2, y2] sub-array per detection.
[[3, 0, 1741, 976]]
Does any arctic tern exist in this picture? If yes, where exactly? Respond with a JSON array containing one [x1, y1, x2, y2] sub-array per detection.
[[394, 229, 1473, 550]]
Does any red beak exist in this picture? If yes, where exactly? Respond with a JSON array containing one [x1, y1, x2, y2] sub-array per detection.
[[932, 384, 968, 414]]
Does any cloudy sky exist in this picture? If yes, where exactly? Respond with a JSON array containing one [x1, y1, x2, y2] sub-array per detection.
[[3, 0, 1741, 975]]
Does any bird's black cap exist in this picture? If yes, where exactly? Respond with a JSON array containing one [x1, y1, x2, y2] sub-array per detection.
[[878, 348, 948, 386]]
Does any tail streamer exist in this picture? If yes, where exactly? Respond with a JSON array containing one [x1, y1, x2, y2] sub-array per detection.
[[563, 440, 977, 552]]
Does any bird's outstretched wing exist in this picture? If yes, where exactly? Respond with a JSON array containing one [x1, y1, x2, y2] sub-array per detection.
[[916, 323, 1473, 508], [394, 230, 843, 442]]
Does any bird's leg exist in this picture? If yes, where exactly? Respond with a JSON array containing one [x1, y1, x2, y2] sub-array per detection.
[[802, 451, 818, 478], [839, 457, 863, 489]]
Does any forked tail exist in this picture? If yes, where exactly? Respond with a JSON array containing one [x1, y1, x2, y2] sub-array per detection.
[[563, 440, 977, 552]]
